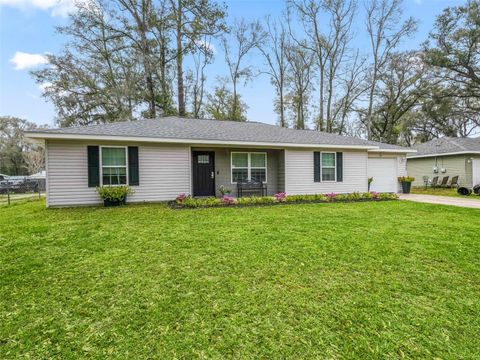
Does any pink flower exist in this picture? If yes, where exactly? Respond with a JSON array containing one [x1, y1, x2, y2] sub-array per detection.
[[326, 192, 337, 200], [274, 192, 287, 202], [370, 191, 379, 199], [221, 195, 236, 205], [176, 193, 189, 203]]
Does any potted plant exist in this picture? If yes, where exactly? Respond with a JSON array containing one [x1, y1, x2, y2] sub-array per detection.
[[368, 177, 373, 191], [218, 185, 232, 196], [96, 186, 133, 207], [398, 176, 415, 194]]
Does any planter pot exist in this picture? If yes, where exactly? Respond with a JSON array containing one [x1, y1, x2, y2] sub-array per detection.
[[103, 198, 126, 207], [401, 181, 412, 194]]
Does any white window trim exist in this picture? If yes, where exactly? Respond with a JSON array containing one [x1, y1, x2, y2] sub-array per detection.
[[231, 151, 267, 184], [321, 152, 336, 182], [100, 146, 129, 186]]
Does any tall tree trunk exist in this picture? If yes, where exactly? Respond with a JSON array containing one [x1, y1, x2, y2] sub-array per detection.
[[176, 0, 186, 116]]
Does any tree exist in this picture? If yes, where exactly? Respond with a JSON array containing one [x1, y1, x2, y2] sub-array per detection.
[[205, 81, 248, 121], [364, 0, 417, 139], [23, 149, 45, 175], [0, 117, 45, 176], [185, 35, 214, 118], [285, 43, 315, 129], [288, 0, 359, 133], [222, 19, 266, 121], [170, 0, 226, 117], [369, 51, 430, 144], [422, 0, 480, 130], [258, 18, 290, 127]]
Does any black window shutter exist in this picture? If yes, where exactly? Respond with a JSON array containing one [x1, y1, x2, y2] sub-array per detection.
[[314, 151, 321, 182], [128, 146, 139, 186], [336, 152, 343, 182], [87, 146, 100, 187]]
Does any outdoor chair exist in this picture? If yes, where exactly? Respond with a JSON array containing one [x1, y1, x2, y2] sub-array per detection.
[[448, 175, 459, 188], [430, 176, 439, 188], [439, 176, 449, 188], [422, 176, 429, 189]]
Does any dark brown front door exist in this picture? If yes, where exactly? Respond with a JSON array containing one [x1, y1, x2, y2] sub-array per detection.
[[192, 151, 215, 197]]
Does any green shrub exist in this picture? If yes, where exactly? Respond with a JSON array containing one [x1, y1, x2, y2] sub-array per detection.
[[96, 186, 133, 201], [174, 191, 398, 209], [398, 176, 415, 183]]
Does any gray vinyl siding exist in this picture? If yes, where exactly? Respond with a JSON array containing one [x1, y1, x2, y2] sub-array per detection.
[[277, 150, 285, 193], [407, 155, 470, 187], [285, 149, 368, 194], [191, 147, 281, 196], [46, 140, 191, 207]]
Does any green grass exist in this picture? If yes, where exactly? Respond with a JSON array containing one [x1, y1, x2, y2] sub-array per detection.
[[1, 200, 479, 359], [411, 186, 480, 199]]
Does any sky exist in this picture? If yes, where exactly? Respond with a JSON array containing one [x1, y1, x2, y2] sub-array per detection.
[[0, 0, 466, 128]]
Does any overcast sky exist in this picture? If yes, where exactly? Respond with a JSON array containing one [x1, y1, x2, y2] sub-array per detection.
[[0, 0, 465, 127]]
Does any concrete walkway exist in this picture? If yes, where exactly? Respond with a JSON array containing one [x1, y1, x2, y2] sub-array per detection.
[[399, 194, 480, 209]]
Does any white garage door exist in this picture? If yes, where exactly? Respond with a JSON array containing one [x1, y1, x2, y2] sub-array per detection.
[[368, 158, 397, 193], [473, 159, 480, 186]]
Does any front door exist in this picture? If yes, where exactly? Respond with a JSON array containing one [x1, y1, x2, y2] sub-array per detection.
[[192, 151, 215, 197]]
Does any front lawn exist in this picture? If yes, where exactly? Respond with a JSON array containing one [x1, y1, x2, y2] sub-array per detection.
[[1, 200, 479, 358]]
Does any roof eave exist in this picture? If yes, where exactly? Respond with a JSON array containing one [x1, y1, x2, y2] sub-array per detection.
[[24, 131, 379, 150], [368, 148, 416, 154], [407, 150, 480, 159]]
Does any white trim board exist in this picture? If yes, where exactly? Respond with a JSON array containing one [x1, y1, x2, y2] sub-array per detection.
[[25, 131, 413, 153], [408, 151, 480, 159]]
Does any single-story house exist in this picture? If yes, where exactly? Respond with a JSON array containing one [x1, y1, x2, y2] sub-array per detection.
[[26, 117, 414, 207], [407, 137, 480, 188]]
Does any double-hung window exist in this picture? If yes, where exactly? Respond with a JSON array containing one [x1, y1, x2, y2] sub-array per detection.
[[231, 152, 267, 183], [321, 152, 336, 182], [101, 147, 128, 185]]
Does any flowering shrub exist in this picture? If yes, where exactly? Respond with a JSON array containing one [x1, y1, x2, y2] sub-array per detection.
[[274, 192, 287, 202], [176, 193, 189, 203], [172, 192, 398, 209], [221, 195, 236, 205], [370, 191, 379, 200], [325, 192, 337, 201]]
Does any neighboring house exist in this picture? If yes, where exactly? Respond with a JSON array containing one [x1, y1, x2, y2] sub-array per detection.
[[407, 137, 480, 188], [25, 117, 414, 207]]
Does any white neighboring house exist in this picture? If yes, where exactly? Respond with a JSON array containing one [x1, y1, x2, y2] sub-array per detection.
[[25, 117, 415, 207]]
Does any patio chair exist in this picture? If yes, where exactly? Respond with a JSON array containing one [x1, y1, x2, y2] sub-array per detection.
[[422, 176, 429, 189], [439, 176, 449, 188], [448, 175, 459, 188], [430, 176, 439, 188]]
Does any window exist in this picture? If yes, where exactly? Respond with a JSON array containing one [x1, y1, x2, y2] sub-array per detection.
[[321, 152, 336, 181], [231, 152, 267, 183], [101, 147, 127, 185], [197, 154, 210, 164]]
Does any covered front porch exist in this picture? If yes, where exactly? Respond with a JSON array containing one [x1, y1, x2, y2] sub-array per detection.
[[191, 147, 285, 198]]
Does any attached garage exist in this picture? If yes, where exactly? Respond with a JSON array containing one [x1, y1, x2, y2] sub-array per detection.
[[368, 158, 398, 193]]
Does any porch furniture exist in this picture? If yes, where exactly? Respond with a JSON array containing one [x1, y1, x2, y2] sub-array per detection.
[[439, 176, 449, 188], [237, 180, 267, 198], [430, 176, 439, 188], [422, 176, 429, 189], [448, 175, 459, 188]]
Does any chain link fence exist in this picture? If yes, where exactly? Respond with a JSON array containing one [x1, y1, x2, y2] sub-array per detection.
[[0, 178, 45, 206]]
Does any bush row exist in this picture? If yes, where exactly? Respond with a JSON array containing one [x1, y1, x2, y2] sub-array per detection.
[[172, 192, 398, 209]]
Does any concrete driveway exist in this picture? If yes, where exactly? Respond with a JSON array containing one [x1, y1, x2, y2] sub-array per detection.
[[399, 194, 480, 209]]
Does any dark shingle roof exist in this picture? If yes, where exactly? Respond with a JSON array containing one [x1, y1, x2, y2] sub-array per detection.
[[28, 116, 410, 151], [409, 137, 480, 157]]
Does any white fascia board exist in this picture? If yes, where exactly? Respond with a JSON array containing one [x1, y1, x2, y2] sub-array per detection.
[[407, 151, 480, 159], [368, 149, 417, 154], [24, 132, 380, 150]]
